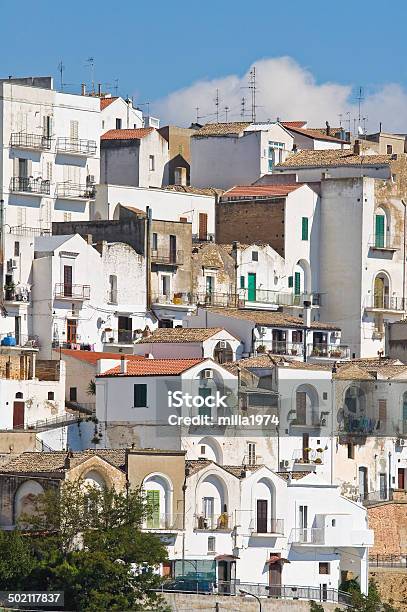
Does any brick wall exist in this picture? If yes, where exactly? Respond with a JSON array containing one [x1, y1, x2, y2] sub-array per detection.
[[216, 199, 285, 256], [36, 360, 60, 381], [368, 501, 407, 555]]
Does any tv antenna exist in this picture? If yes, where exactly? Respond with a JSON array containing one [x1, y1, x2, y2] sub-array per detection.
[[86, 57, 95, 94], [241, 96, 246, 118], [57, 60, 65, 91], [195, 106, 200, 123], [214, 89, 220, 122], [357, 86, 364, 124], [242, 66, 258, 122], [224, 106, 230, 122], [114, 79, 119, 96], [338, 113, 343, 127]]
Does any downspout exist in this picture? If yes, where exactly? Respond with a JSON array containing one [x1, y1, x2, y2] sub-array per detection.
[[0, 200, 4, 306], [181, 466, 189, 578], [146, 207, 152, 311], [402, 200, 406, 316]]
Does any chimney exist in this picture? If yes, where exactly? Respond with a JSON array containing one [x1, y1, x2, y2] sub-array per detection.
[[120, 356, 128, 374], [353, 139, 361, 155], [98, 83, 102, 96], [85, 234, 93, 245], [325, 120, 330, 136], [303, 300, 312, 329], [81, 83, 86, 96]]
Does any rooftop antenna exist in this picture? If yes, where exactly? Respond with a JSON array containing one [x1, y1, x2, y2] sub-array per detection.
[[57, 60, 65, 92], [357, 86, 364, 124], [114, 79, 119, 96], [224, 105, 230, 122], [86, 57, 95, 94], [214, 89, 220, 123], [241, 96, 246, 118], [338, 113, 343, 127], [195, 106, 200, 123], [362, 116, 368, 134], [248, 66, 257, 122], [346, 111, 351, 133]]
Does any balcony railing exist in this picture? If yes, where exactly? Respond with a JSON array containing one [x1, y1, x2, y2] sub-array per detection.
[[144, 513, 183, 530], [0, 333, 40, 349], [359, 489, 391, 506], [56, 182, 96, 199], [194, 513, 232, 531], [239, 289, 321, 307], [4, 288, 30, 303], [10, 133, 52, 150], [10, 177, 50, 195], [365, 294, 406, 311], [249, 517, 284, 535], [151, 293, 195, 307], [256, 340, 303, 357], [56, 137, 97, 155], [289, 527, 325, 544], [8, 226, 51, 237], [54, 284, 90, 300], [196, 292, 239, 308], [151, 249, 184, 265], [103, 329, 141, 345], [369, 234, 398, 251], [309, 343, 350, 359], [192, 233, 215, 243]]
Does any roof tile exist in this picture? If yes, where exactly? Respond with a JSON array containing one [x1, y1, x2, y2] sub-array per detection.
[[59, 350, 144, 365], [100, 97, 118, 110], [277, 149, 392, 169], [99, 358, 204, 377], [136, 328, 225, 344], [101, 128, 154, 141], [207, 308, 340, 330], [221, 184, 302, 200], [0, 450, 126, 474]]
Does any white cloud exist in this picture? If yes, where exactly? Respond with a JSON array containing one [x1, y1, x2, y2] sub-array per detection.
[[152, 56, 407, 132]]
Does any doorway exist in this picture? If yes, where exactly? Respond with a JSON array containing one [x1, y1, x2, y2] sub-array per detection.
[[13, 401, 25, 428], [398, 468, 405, 490], [256, 499, 268, 533], [67, 319, 77, 344], [118, 316, 132, 343], [218, 561, 232, 595], [247, 273, 256, 302], [359, 467, 368, 500], [268, 555, 282, 597], [63, 265, 73, 297]]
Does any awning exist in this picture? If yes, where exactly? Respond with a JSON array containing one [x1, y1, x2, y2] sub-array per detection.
[[266, 556, 291, 565], [215, 554, 239, 561]]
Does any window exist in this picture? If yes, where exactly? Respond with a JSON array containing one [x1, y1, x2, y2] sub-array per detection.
[[301, 217, 309, 241], [102, 120, 105, 129], [200, 445, 206, 455], [67, 319, 77, 343], [149, 155, 155, 171], [199, 213, 208, 241], [152, 233, 158, 251], [178, 144, 184, 155], [240, 276, 245, 289], [207, 536, 216, 553], [319, 562, 330, 575], [134, 384, 147, 407], [69, 387, 77, 402], [43, 115, 52, 138], [288, 275, 293, 288], [47, 392, 55, 400], [378, 399, 387, 429], [323, 392, 328, 400], [247, 442, 256, 466], [109, 275, 117, 304], [292, 330, 303, 343], [387, 144, 393, 154], [14, 242, 20, 257], [115, 118, 122, 129], [299, 505, 308, 528], [161, 275, 170, 297], [15, 392, 23, 399], [70, 120, 79, 140], [347, 443, 355, 459], [252, 251, 258, 262], [202, 497, 214, 518], [268, 141, 284, 171]]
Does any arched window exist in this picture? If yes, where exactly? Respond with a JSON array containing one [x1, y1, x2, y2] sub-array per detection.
[[14, 480, 44, 524], [293, 384, 319, 426], [15, 392, 23, 399], [373, 272, 390, 309], [143, 474, 173, 529], [213, 340, 233, 364], [197, 473, 228, 530], [374, 208, 390, 248]]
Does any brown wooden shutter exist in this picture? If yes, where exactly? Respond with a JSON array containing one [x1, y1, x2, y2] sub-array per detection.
[[199, 213, 208, 241]]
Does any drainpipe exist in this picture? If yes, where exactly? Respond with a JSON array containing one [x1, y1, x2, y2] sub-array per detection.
[[181, 465, 189, 578], [330, 362, 337, 486], [303, 300, 311, 362], [388, 451, 392, 499], [0, 200, 4, 305], [402, 200, 406, 316], [146, 207, 152, 310]]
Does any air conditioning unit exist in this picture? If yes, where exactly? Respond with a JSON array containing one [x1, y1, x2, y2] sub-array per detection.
[[8, 259, 18, 270], [397, 438, 405, 447], [280, 459, 290, 469], [203, 369, 213, 379], [86, 174, 95, 185], [259, 326, 267, 336], [331, 331, 341, 339], [219, 341, 227, 349]]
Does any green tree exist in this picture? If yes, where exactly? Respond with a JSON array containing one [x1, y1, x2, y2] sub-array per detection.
[[17, 480, 170, 611], [0, 530, 34, 589], [333, 579, 399, 612]]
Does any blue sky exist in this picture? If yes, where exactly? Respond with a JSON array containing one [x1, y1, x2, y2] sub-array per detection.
[[2, 0, 407, 128]]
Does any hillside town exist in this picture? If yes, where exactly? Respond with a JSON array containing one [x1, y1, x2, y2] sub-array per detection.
[[1, 73, 407, 610]]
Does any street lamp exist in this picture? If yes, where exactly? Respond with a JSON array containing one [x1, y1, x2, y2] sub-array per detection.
[[239, 589, 262, 612]]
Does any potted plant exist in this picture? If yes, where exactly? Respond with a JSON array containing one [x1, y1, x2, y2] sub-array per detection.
[[330, 349, 342, 358], [4, 281, 15, 301], [314, 457, 322, 464], [316, 447, 324, 453], [257, 345, 266, 354]]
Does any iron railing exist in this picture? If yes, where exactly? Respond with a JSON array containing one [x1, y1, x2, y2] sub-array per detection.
[[309, 343, 350, 359], [365, 294, 407, 311], [11, 177, 50, 195], [103, 329, 140, 344], [0, 333, 40, 349], [56, 182, 96, 199], [369, 234, 399, 250], [248, 516, 284, 535], [239, 289, 321, 307], [151, 249, 184, 265], [15, 412, 82, 432], [54, 283, 90, 299], [56, 137, 97, 155], [289, 528, 325, 544], [10, 133, 52, 150], [369, 554, 407, 568], [195, 292, 239, 308], [144, 513, 184, 530], [194, 514, 232, 531], [255, 340, 303, 356], [151, 293, 195, 306], [8, 226, 51, 237]]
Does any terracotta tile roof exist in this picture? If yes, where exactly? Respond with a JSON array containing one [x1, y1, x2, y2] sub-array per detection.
[[221, 184, 302, 200], [101, 127, 154, 141], [165, 185, 224, 197], [207, 308, 340, 330], [333, 364, 375, 381], [186, 459, 263, 479], [193, 122, 251, 138], [283, 125, 348, 143], [0, 450, 126, 474], [223, 354, 333, 374], [281, 121, 308, 129], [277, 149, 393, 168], [136, 327, 225, 344], [277, 471, 311, 481], [100, 97, 118, 110], [223, 464, 263, 478], [186, 459, 213, 475], [99, 358, 204, 377], [121, 206, 146, 216], [58, 350, 144, 366]]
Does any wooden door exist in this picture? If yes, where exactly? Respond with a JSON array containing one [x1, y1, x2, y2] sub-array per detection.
[[13, 401, 25, 428], [169, 235, 176, 263], [375, 214, 385, 247], [296, 392, 307, 425], [64, 265, 73, 297], [198, 213, 208, 241], [248, 273, 256, 302], [302, 433, 310, 462], [256, 499, 268, 533], [268, 556, 282, 596], [67, 319, 77, 343], [398, 468, 405, 490], [374, 276, 385, 308]]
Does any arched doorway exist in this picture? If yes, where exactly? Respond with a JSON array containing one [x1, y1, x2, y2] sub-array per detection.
[[374, 273, 390, 309], [213, 340, 233, 364]]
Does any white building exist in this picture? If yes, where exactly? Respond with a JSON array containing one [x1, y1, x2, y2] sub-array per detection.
[[94, 184, 216, 240], [0, 76, 100, 231], [281, 122, 350, 151], [100, 128, 169, 188], [100, 96, 143, 131], [190, 122, 294, 189]]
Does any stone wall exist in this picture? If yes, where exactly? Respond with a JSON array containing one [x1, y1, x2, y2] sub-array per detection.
[[368, 500, 407, 555], [162, 592, 343, 611]]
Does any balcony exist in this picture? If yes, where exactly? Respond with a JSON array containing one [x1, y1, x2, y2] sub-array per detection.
[[54, 284, 90, 300], [56, 182, 96, 200], [144, 513, 183, 531], [192, 233, 215, 243], [194, 513, 232, 531], [239, 289, 321, 308], [103, 329, 140, 345], [10, 177, 50, 196], [151, 249, 184, 266], [255, 340, 304, 357], [10, 133, 52, 150], [56, 137, 97, 156], [152, 293, 195, 308], [8, 226, 51, 237], [4, 287, 30, 304], [289, 527, 325, 545], [365, 294, 406, 312], [309, 343, 350, 359], [369, 234, 398, 252], [196, 292, 239, 308], [248, 516, 284, 535], [0, 333, 40, 350]]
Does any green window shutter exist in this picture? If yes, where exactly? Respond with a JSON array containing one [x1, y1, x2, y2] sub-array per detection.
[[294, 272, 301, 295], [375, 215, 385, 247], [302, 217, 308, 241], [134, 384, 147, 407], [147, 490, 160, 528], [240, 276, 245, 289], [288, 276, 293, 288]]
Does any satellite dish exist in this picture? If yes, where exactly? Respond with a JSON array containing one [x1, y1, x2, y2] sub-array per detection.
[[357, 125, 364, 135]]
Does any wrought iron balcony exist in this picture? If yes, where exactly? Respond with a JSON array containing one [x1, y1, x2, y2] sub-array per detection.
[[195, 292, 239, 308], [10, 133, 52, 150], [56, 182, 96, 199], [255, 340, 304, 357], [11, 177, 50, 195], [309, 343, 350, 359], [365, 294, 406, 311], [369, 234, 398, 251], [56, 137, 97, 155], [194, 513, 232, 531], [248, 516, 284, 535], [289, 527, 325, 545], [54, 283, 90, 300], [151, 249, 184, 265], [239, 288, 321, 307], [151, 293, 195, 307], [144, 513, 183, 530]]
